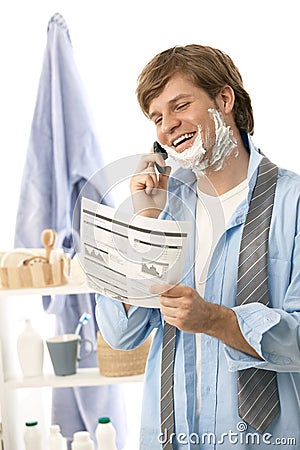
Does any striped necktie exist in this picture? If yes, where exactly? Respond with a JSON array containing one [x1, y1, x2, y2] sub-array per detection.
[[160, 321, 176, 449], [236, 155, 280, 433]]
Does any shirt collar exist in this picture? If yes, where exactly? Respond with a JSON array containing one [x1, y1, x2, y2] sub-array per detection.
[[225, 134, 263, 228], [246, 134, 264, 191]]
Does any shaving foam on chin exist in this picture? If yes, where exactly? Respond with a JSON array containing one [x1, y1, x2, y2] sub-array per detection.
[[162, 126, 206, 169], [162, 109, 238, 176]]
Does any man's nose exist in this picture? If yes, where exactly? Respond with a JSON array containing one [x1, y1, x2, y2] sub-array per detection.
[[161, 114, 180, 134]]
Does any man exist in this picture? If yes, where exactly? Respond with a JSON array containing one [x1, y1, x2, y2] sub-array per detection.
[[96, 45, 300, 449]]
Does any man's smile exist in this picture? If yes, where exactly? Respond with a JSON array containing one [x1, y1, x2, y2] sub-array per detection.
[[171, 132, 196, 151]]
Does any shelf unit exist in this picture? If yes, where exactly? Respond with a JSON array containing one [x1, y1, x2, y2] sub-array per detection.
[[5, 368, 143, 390], [0, 281, 144, 450], [0, 280, 95, 297]]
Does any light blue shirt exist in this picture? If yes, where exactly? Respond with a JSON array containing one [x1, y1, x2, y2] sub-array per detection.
[[96, 138, 300, 449]]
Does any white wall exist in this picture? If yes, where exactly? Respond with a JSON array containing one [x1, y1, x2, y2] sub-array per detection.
[[0, 0, 299, 448], [0, 0, 300, 248]]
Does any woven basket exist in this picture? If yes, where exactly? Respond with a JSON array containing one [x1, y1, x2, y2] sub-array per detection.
[[0, 252, 70, 289], [97, 331, 151, 377]]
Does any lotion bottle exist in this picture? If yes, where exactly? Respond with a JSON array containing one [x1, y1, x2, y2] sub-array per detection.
[[71, 431, 94, 450], [17, 318, 44, 377], [23, 421, 42, 450], [95, 417, 117, 450], [48, 424, 67, 450]]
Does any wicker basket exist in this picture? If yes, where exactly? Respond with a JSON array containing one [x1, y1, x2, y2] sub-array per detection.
[[97, 331, 151, 377], [0, 252, 70, 290]]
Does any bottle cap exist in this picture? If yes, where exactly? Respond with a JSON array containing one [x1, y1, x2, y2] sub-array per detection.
[[25, 421, 38, 427], [73, 431, 91, 442], [98, 417, 110, 424]]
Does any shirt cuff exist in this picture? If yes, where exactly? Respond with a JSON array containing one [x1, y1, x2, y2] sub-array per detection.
[[95, 293, 136, 331], [224, 303, 281, 371]]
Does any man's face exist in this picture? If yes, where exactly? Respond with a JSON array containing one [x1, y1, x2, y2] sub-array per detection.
[[148, 73, 237, 175], [148, 73, 217, 154]]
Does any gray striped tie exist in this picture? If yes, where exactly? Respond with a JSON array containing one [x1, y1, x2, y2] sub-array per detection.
[[236, 156, 280, 433], [160, 321, 176, 449]]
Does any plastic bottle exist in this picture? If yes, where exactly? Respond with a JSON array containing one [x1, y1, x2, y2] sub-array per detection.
[[47, 424, 67, 450], [17, 318, 44, 377], [23, 421, 42, 450], [95, 417, 117, 450], [71, 431, 94, 450]]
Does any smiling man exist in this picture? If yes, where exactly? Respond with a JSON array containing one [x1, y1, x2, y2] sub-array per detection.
[[96, 45, 300, 449]]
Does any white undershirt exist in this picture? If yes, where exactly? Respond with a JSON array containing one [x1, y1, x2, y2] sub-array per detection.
[[194, 178, 249, 419]]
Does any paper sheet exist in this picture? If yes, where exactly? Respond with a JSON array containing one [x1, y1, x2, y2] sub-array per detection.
[[80, 197, 191, 308]]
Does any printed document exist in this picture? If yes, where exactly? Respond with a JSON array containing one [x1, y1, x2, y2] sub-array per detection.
[[80, 197, 191, 308]]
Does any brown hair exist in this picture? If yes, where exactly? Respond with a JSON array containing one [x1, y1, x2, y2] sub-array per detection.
[[136, 44, 254, 134]]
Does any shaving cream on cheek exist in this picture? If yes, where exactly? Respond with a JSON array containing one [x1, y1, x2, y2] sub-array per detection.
[[203, 108, 238, 172], [162, 109, 238, 175]]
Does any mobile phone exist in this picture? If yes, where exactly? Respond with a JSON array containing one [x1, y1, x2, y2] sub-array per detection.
[[153, 141, 168, 174]]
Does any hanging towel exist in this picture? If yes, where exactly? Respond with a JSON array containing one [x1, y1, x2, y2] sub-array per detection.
[[14, 13, 127, 449]]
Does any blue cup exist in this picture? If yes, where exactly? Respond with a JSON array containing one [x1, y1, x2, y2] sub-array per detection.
[[46, 333, 93, 376]]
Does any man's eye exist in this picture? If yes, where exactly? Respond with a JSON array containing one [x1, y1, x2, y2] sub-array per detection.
[[179, 102, 189, 109], [176, 103, 189, 111], [155, 117, 162, 125]]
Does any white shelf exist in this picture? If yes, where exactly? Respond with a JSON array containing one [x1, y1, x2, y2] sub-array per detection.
[[0, 269, 143, 450], [5, 368, 144, 389], [0, 281, 94, 297]]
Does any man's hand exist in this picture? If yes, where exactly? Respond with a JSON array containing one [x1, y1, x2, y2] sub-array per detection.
[[151, 284, 214, 333], [130, 153, 171, 218], [150, 283, 262, 359]]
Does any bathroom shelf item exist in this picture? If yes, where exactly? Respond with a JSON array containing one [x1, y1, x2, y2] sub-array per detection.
[[0, 281, 144, 450]]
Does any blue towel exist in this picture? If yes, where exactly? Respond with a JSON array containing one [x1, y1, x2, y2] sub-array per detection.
[[14, 13, 127, 449]]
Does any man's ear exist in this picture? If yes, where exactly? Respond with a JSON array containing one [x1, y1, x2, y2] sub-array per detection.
[[216, 85, 235, 114]]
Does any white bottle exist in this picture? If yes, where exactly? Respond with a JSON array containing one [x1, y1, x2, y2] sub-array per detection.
[[71, 431, 94, 450], [17, 318, 44, 377], [95, 417, 117, 450], [47, 424, 67, 450], [23, 421, 42, 450]]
